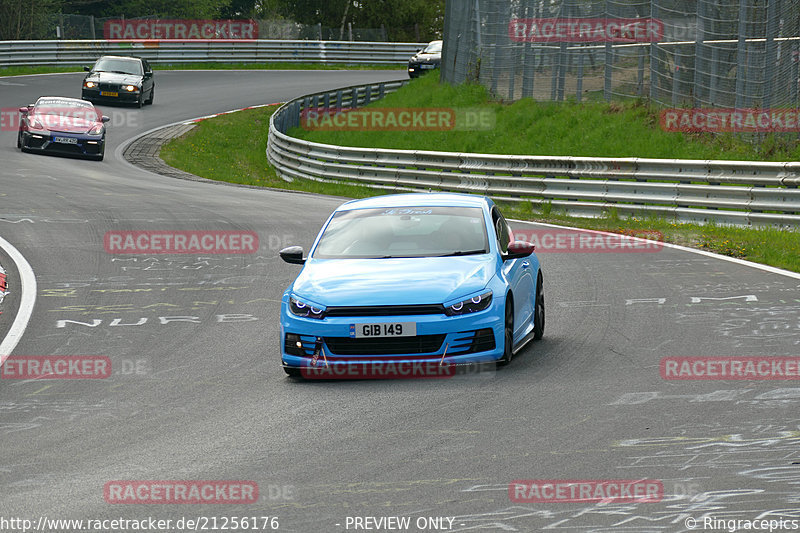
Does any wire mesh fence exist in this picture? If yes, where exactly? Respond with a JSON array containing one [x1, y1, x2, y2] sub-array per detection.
[[442, 0, 800, 113]]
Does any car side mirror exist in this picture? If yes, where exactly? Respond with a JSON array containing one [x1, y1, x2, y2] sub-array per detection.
[[18, 106, 29, 114], [84, 66, 91, 71], [279, 246, 306, 265], [504, 241, 535, 261], [144, 71, 152, 78], [101, 116, 110, 123]]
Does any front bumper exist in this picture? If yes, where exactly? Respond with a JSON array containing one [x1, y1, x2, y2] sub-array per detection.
[[408, 61, 440, 77], [82, 88, 140, 104], [280, 300, 504, 370], [20, 131, 104, 158]]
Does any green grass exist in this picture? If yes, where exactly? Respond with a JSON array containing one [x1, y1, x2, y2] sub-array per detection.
[[292, 74, 800, 161], [161, 103, 800, 273], [0, 62, 402, 78]]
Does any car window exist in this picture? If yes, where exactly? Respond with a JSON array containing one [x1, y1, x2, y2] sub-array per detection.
[[424, 41, 442, 54], [313, 206, 489, 259], [492, 207, 511, 253], [93, 57, 143, 75]]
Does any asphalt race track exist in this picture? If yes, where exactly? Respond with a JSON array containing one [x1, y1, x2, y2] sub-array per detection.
[[1, 70, 800, 532]]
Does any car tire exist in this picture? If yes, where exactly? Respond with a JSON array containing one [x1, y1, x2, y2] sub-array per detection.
[[146, 85, 154, 105], [136, 94, 143, 108], [16, 131, 22, 149], [533, 272, 545, 340], [497, 295, 514, 367]]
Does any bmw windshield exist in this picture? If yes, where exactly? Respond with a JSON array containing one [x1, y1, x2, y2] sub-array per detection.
[[92, 58, 142, 75], [312, 206, 489, 259]]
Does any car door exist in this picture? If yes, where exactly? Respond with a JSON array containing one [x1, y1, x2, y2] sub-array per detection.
[[142, 59, 153, 94], [492, 207, 534, 343]]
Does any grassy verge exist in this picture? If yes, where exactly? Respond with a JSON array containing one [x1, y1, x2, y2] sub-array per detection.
[[0, 62, 402, 77], [161, 104, 800, 273], [292, 74, 800, 161]]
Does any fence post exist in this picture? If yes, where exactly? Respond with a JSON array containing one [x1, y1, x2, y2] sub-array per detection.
[[672, 50, 681, 106], [576, 50, 584, 102], [649, 0, 659, 102], [763, 0, 778, 109], [637, 46, 645, 97], [734, 0, 748, 109], [693, 0, 706, 107], [709, 47, 719, 105]]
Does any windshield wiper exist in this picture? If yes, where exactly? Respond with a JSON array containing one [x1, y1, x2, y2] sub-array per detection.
[[435, 249, 487, 257]]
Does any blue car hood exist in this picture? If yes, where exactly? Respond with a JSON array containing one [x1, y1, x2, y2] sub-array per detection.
[[291, 256, 495, 306]]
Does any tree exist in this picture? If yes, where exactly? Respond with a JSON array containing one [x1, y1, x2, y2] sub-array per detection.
[[0, 0, 62, 40]]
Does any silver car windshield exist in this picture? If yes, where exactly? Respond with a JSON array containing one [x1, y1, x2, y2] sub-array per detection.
[[313, 206, 489, 259], [424, 41, 442, 54]]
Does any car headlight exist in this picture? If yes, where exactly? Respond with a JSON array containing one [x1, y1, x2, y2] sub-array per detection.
[[123, 85, 139, 92], [289, 297, 325, 319], [88, 124, 104, 135], [29, 118, 44, 130], [445, 291, 493, 316], [84, 81, 96, 88]]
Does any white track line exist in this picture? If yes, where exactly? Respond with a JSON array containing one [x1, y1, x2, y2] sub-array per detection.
[[0, 235, 37, 362], [511, 218, 800, 281]]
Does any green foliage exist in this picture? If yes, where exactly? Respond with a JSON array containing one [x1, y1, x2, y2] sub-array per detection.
[[60, 0, 230, 18], [0, 0, 62, 40]]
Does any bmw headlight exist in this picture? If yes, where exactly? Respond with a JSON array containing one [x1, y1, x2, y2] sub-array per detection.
[[123, 85, 139, 92], [445, 290, 493, 316], [289, 297, 326, 319], [84, 81, 96, 88]]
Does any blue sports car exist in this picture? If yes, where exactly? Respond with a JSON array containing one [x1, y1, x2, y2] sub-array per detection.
[[279, 193, 544, 378]]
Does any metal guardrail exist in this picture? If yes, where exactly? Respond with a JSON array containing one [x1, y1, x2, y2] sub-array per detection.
[[267, 81, 800, 226], [0, 40, 425, 67]]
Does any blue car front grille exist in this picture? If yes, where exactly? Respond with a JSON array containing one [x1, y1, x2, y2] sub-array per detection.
[[446, 328, 495, 355], [324, 335, 446, 356], [325, 304, 445, 317]]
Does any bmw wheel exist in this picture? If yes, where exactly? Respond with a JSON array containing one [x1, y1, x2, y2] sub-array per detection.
[[146, 85, 154, 105], [533, 272, 545, 340]]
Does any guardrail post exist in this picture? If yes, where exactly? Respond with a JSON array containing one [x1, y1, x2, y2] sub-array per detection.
[[379, 83, 385, 100], [364, 85, 372, 106], [336, 90, 343, 109]]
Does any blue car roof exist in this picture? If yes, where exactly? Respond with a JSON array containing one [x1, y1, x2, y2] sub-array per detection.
[[337, 193, 491, 211]]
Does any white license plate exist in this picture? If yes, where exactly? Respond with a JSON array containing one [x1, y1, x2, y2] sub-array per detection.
[[53, 136, 77, 144], [420, 64, 435, 69], [351, 322, 416, 338]]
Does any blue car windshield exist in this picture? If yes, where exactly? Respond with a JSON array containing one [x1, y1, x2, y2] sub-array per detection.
[[313, 206, 489, 259]]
